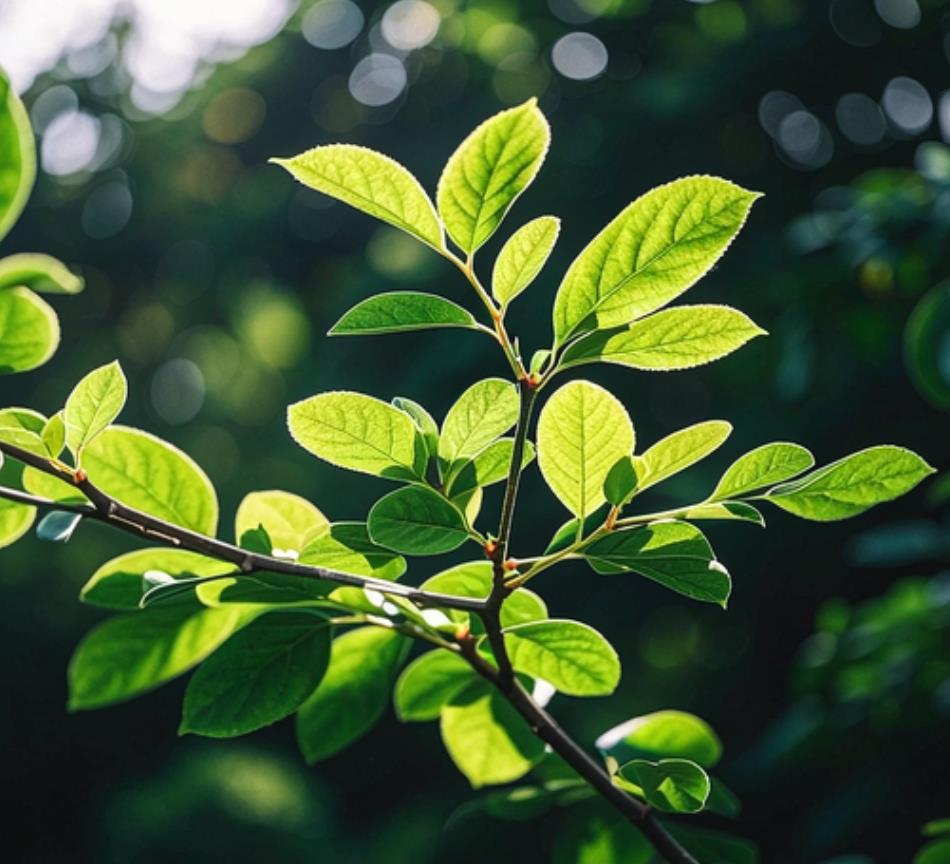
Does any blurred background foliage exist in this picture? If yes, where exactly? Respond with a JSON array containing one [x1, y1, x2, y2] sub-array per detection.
[[0, 0, 947, 861]]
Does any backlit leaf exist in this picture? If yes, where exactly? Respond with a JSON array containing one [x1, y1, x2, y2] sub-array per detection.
[[595, 710, 722, 768], [619, 758, 710, 813], [711, 442, 814, 500], [634, 421, 732, 492], [439, 378, 520, 464], [329, 291, 477, 336], [394, 649, 477, 722], [234, 489, 328, 554], [299, 522, 406, 581], [0, 286, 59, 373], [492, 215, 560, 306], [0, 73, 36, 243], [0, 253, 83, 294], [64, 360, 127, 458]]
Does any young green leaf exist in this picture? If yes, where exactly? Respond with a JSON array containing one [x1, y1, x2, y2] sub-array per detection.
[[0, 253, 83, 294], [367, 485, 469, 555], [195, 573, 333, 609], [68, 604, 244, 710], [421, 561, 547, 628], [537, 380, 634, 518], [438, 378, 520, 464], [604, 456, 638, 507], [0, 286, 59, 374], [595, 710, 722, 768], [81, 548, 236, 610], [329, 291, 478, 336], [711, 441, 814, 500], [0, 74, 36, 243], [180, 611, 332, 738], [681, 500, 765, 526], [234, 490, 329, 554], [440, 679, 545, 787], [288, 390, 419, 480], [492, 215, 560, 306], [552, 177, 761, 344], [64, 360, 128, 458], [561, 305, 766, 372], [446, 438, 536, 497], [0, 407, 47, 456], [296, 626, 409, 764], [299, 522, 406, 581], [765, 445, 935, 521], [41, 411, 65, 458], [393, 649, 477, 722], [503, 619, 621, 697], [633, 420, 733, 492], [0, 497, 34, 549], [393, 396, 439, 460], [583, 521, 730, 606], [437, 99, 550, 254], [271, 144, 443, 250], [619, 758, 711, 814]]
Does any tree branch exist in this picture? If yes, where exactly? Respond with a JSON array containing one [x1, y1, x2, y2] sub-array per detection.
[[0, 441, 488, 614]]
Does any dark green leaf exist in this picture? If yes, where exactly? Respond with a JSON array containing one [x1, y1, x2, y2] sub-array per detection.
[[329, 291, 477, 335], [367, 485, 469, 555]]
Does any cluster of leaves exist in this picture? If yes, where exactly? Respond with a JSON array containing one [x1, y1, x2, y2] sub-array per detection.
[[0, 97, 934, 861]]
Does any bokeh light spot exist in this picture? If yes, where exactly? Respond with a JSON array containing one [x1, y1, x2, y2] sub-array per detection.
[[348, 53, 407, 107], [302, 0, 364, 50], [836, 93, 887, 146], [551, 32, 608, 81], [882, 76, 933, 136], [381, 1, 440, 51], [203, 88, 266, 144], [151, 358, 206, 424]]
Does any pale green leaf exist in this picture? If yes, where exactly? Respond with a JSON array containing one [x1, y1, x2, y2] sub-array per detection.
[[711, 442, 814, 500], [583, 521, 730, 606], [367, 484, 469, 555], [0, 74, 36, 243], [68, 604, 244, 710], [394, 649, 477, 722], [81, 547, 235, 610], [682, 500, 765, 526], [439, 377, 520, 463], [288, 390, 419, 480], [440, 679, 545, 787], [537, 380, 634, 517], [0, 497, 34, 549], [503, 619, 621, 696], [393, 396, 439, 459], [41, 411, 65, 457], [492, 215, 560, 306], [595, 710, 722, 768], [272, 144, 443, 249], [0, 286, 59, 373], [446, 437, 536, 496], [64, 360, 127, 458], [765, 445, 935, 521], [0, 406, 47, 456], [634, 420, 732, 492], [0, 253, 83, 294], [299, 521, 406, 581], [234, 489, 328, 554], [181, 611, 332, 738], [329, 291, 477, 336], [619, 758, 710, 813], [296, 626, 409, 763], [437, 99, 549, 254], [552, 176, 760, 344], [561, 305, 765, 371]]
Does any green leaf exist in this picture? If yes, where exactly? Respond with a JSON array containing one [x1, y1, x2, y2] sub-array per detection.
[[0, 74, 36, 243], [393, 396, 439, 460], [60, 426, 217, 534], [917, 841, 950, 864], [446, 437, 536, 496], [711, 442, 814, 500], [234, 489, 328, 554], [537, 380, 634, 518], [81, 548, 236, 610], [503, 619, 621, 696], [329, 291, 477, 336], [634, 420, 733, 492], [681, 501, 765, 526], [554, 812, 653, 864], [604, 456, 638, 507], [439, 378, 520, 464], [421, 561, 547, 628], [924, 820, 950, 839], [595, 710, 722, 768], [288, 390, 420, 480], [619, 758, 710, 813], [393, 649, 477, 722], [669, 826, 759, 864], [0, 497, 34, 549], [36, 510, 82, 542], [437, 99, 549, 254], [68, 604, 244, 710], [296, 626, 409, 764], [492, 215, 560, 306], [706, 778, 742, 818], [583, 521, 730, 606], [440, 679, 545, 787], [271, 145, 443, 250], [561, 305, 766, 372], [0, 286, 59, 373], [367, 484, 469, 555], [180, 611, 332, 738], [0, 406, 47, 456], [545, 507, 610, 554], [299, 522, 406, 581], [41, 411, 65, 457], [0, 253, 83, 294], [552, 176, 760, 344], [765, 445, 935, 521], [64, 360, 127, 458], [195, 573, 333, 609]]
